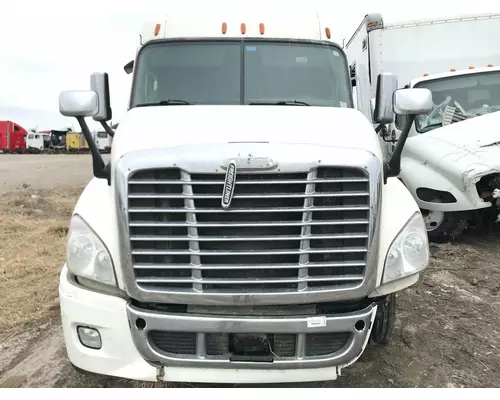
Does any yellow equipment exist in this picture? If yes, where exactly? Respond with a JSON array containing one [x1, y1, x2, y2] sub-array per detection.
[[66, 132, 89, 152]]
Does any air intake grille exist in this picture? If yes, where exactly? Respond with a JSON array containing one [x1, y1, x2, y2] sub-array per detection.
[[149, 331, 350, 359], [127, 167, 370, 294]]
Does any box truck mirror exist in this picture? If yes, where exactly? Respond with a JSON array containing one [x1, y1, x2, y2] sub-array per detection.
[[393, 88, 433, 116], [374, 73, 398, 124]]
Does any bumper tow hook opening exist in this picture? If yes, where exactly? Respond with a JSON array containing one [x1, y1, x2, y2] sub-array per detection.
[[355, 320, 366, 332], [136, 318, 146, 330]]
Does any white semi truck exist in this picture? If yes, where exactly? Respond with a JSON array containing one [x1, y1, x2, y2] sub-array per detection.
[[345, 13, 500, 242], [57, 14, 432, 384]]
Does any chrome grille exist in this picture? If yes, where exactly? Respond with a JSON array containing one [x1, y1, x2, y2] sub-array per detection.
[[127, 166, 370, 294]]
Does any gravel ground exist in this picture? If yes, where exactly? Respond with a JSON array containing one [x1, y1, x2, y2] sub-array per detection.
[[0, 154, 498, 388], [0, 154, 109, 195]]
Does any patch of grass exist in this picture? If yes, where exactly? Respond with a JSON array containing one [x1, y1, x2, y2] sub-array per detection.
[[0, 187, 82, 336], [47, 226, 69, 237]]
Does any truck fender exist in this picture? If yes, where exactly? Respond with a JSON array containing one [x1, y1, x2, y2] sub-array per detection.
[[400, 157, 485, 212], [373, 177, 420, 291], [72, 178, 127, 289]]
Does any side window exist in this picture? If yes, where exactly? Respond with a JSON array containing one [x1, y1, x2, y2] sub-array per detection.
[[28, 134, 34, 139], [350, 63, 356, 87], [35, 135, 40, 139], [14, 125, 20, 131]]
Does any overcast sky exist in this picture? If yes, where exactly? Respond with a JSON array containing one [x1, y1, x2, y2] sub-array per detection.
[[0, 0, 498, 130]]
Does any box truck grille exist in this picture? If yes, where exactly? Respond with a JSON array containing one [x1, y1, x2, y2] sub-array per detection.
[[149, 331, 350, 359], [127, 167, 370, 294]]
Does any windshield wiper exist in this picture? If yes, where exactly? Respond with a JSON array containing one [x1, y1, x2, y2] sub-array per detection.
[[249, 100, 310, 106], [136, 99, 192, 107]]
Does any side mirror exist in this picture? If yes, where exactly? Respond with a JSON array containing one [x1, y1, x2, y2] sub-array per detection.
[[374, 73, 398, 124], [124, 60, 134, 75], [59, 90, 99, 117], [90, 72, 112, 122], [384, 87, 434, 183], [393, 88, 433, 115]]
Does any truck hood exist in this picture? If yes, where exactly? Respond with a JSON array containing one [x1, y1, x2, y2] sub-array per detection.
[[111, 105, 383, 162], [403, 111, 500, 185]]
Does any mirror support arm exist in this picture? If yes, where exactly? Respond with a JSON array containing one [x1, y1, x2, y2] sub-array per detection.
[[100, 121, 115, 137], [384, 114, 416, 184], [76, 116, 110, 184]]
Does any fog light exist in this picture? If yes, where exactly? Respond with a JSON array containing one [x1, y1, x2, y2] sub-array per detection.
[[77, 326, 102, 349]]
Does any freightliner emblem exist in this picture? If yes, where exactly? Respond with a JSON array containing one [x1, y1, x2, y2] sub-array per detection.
[[222, 160, 237, 209]]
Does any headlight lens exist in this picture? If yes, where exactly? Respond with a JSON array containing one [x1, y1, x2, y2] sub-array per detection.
[[383, 212, 429, 284], [67, 215, 116, 286]]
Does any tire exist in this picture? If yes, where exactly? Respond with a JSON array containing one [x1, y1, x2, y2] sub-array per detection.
[[371, 293, 396, 345], [422, 209, 467, 243]]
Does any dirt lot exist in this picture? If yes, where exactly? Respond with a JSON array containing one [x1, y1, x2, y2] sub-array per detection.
[[0, 154, 499, 388]]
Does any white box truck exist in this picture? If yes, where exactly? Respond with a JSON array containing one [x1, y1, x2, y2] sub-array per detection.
[[57, 13, 433, 384], [345, 13, 500, 242], [92, 129, 113, 153]]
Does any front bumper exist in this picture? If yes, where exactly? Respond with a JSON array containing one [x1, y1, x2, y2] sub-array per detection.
[[59, 265, 377, 384]]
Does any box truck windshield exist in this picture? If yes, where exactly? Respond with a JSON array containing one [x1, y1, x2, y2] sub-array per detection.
[[415, 70, 500, 133], [131, 40, 352, 108]]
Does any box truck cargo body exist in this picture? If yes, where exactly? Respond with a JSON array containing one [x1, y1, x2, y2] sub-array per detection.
[[345, 13, 500, 242]]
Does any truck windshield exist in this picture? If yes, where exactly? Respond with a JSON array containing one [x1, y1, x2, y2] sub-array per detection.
[[130, 40, 352, 108], [415, 71, 500, 133]]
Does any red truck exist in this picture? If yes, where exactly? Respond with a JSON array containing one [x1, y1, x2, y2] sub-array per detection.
[[0, 120, 27, 151]]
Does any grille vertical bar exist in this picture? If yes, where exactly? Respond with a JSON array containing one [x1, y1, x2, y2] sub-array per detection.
[[180, 171, 202, 292], [298, 169, 317, 291]]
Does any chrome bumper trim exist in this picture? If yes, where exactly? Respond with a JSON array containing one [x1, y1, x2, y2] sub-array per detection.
[[127, 303, 377, 369]]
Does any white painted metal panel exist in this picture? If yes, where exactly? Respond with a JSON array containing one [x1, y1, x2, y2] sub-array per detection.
[[375, 15, 500, 88]]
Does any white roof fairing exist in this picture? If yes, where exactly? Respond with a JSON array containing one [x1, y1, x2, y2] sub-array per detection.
[[140, 13, 341, 45]]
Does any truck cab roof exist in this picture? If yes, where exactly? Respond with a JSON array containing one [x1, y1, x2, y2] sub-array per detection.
[[410, 65, 500, 87], [140, 14, 338, 44]]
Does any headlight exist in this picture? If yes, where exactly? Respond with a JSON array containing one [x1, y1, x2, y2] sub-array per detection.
[[383, 212, 429, 284], [67, 214, 116, 287]]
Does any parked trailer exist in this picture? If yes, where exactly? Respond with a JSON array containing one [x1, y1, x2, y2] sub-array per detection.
[[57, 13, 433, 384], [0, 120, 27, 152], [345, 13, 500, 241]]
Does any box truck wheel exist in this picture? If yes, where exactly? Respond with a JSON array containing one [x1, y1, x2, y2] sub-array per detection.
[[371, 293, 396, 345], [423, 209, 466, 243]]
